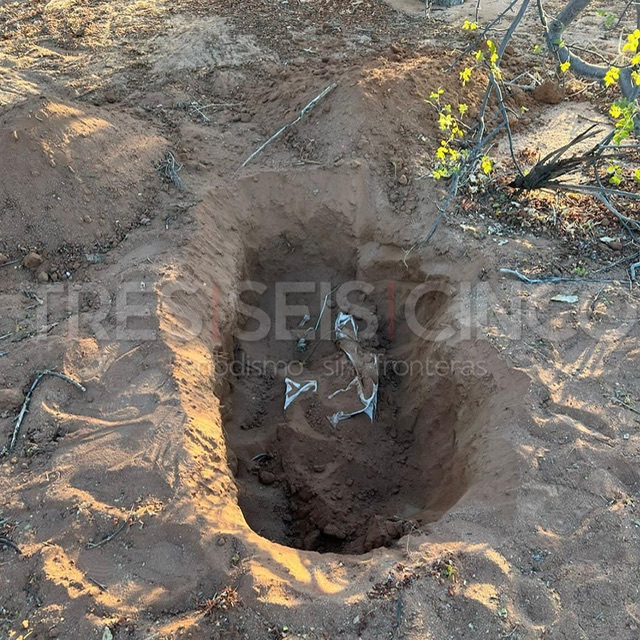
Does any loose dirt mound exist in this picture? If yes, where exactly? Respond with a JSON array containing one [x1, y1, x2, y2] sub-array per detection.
[[0, 97, 167, 273]]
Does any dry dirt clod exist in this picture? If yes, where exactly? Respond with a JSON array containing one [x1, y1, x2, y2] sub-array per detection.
[[0, 388, 25, 411], [37, 271, 50, 283], [532, 79, 564, 105], [22, 252, 44, 269], [259, 470, 276, 485]]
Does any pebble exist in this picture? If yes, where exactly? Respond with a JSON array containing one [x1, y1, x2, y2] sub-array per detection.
[[398, 174, 408, 186], [0, 388, 24, 411], [0, 253, 9, 264], [22, 252, 43, 269], [532, 79, 564, 105], [37, 271, 49, 283], [259, 470, 276, 485]]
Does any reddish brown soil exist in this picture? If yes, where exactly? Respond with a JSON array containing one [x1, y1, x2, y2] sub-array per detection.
[[1, 1, 640, 640]]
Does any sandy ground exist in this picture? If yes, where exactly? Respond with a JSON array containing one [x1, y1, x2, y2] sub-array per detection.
[[1, 0, 640, 639]]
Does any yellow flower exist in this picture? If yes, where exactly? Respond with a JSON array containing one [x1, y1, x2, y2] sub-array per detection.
[[623, 29, 640, 52], [458, 103, 469, 116], [609, 103, 622, 118], [481, 156, 493, 174], [487, 40, 499, 65], [560, 60, 571, 73], [459, 67, 472, 86], [439, 113, 453, 130], [604, 67, 620, 87], [462, 20, 478, 30]]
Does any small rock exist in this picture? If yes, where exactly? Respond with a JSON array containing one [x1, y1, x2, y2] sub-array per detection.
[[313, 464, 325, 473], [258, 470, 275, 485], [139, 216, 151, 225], [37, 271, 49, 283], [240, 112, 252, 123], [532, 79, 564, 105], [0, 253, 9, 264], [48, 628, 60, 638], [22, 252, 43, 269], [600, 236, 622, 251], [82, 215, 92, 223], [217, 537, 227, 546], [0, 388, 24, 411], [398, 174, 408, 186]]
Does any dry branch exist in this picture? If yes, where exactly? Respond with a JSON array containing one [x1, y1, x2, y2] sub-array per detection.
[[241, 83, 337, 168], [8, 370, 86, 454], [156, 150, 183, 189]]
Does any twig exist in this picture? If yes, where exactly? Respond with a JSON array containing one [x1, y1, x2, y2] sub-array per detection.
[[611, 396, 640, 415], [490, 74, 523, 176], [0, 259, 19, 268], [241, 83, 337, 168], [86, 508, 134, 549], [186, 101, 240, 123], [392, 592, 404, 639], [156, 150, 183, 189], [446, 0, 524, 71], [0, 334, 11, 341], [0, 537, 21, 554], [87, 576, 107, 591], [506, 70, 542, 90], [589, 285, 605, 317], [499, 268, 614, 284], [8, 370, 86, 453], [592, 251, 640, 274]]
